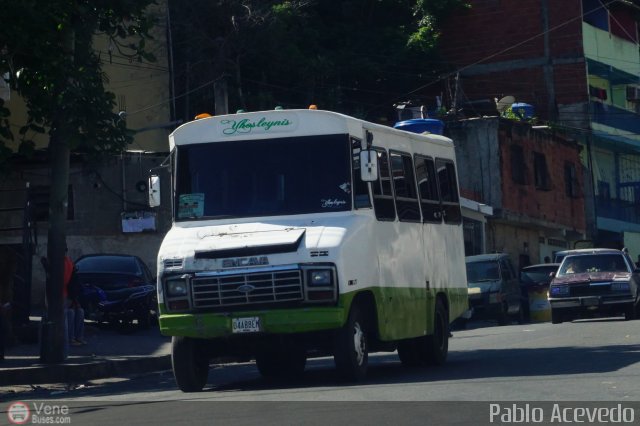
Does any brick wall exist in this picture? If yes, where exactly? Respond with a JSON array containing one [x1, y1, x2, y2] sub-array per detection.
[[553, 62, 589, 105], [440, 0, 544, 65], [499, 120, 586, 232], [436, 0, 588, 120]]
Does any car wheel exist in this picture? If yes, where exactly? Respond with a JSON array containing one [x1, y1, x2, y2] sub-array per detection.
[[334, 303, 368, 381], [624, 305, 636, 321], [551, 308, 564, 324], [172, 336, 209, 392], [513, 300, 526, 324], [497, 302, 509, 326]]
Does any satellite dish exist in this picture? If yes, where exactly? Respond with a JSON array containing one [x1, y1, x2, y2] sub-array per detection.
[[495, 95, 516, 113]]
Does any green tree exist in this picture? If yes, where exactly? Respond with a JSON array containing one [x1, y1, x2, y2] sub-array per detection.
[[0, 0, 156, 362], [169, 0, 468, 122]]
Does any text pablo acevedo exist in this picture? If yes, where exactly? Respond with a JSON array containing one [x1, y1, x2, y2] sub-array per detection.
[[490, 403, 635, 423]]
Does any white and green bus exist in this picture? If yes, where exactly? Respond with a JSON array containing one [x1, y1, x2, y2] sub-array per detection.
[[150, 108, 468, 392]]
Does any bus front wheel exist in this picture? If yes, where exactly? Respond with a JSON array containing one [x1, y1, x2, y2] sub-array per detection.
[[334, 303, 368, 381], [172, 336, 209, 392]]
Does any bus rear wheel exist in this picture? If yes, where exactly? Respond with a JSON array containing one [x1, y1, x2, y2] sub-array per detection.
[[425, 299, 449, 365], [334, 303, 368, 381], [172, 336, 209, 392]]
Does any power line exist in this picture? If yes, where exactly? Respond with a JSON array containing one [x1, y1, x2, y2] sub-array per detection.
[[126, 77, 220, 116], [366, 0, 620, 114]]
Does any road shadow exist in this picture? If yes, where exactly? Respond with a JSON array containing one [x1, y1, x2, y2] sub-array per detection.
[[10, 318, 640, 400], [203, 340, 640, 392]]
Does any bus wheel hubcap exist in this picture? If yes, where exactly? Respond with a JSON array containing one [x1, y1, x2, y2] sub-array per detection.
[[353, 322, 365, 365]]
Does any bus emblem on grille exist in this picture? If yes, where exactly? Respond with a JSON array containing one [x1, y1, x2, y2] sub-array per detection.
[[237, 284, 256, 294], [222, 256, 269, 268]]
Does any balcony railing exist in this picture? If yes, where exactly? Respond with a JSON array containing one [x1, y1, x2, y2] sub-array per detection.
[[596, 197, 640, 224]]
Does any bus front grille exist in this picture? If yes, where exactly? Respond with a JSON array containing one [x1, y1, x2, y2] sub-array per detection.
[[191, 269, 303, 309]]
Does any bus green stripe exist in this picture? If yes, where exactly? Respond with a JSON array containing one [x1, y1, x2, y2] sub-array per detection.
[[159, 286, 468, 340]]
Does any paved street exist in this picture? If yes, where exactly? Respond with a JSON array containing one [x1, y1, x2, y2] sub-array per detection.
[[3, 317, 640, 425], [7, 317, 640, 403]]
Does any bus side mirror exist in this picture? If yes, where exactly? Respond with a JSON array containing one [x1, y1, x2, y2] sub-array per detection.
[[360, 150, 378, 182], [149, 175, 161, 207]]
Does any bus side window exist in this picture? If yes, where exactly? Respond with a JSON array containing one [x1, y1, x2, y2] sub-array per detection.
[[390, 151, 420, 222], [435, 158, 462, 224], [351, 137, 372, 209], [372, 149, 396, 221], [414, 155, 442, 223]]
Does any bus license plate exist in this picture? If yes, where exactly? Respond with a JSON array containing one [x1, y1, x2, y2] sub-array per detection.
[[232, 317, 261, 333]]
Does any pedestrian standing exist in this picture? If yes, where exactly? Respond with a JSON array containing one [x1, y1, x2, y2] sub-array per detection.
[[64, 250, 86, 346], [41, 246, 87, 350]]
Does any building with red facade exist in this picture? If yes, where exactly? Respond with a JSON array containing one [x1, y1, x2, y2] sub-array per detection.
[[437, 0, 640, 255]]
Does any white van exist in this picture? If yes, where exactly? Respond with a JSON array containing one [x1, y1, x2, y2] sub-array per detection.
[[150, 108, 468, 391]]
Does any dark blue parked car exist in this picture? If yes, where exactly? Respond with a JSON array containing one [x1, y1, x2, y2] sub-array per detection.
[[75, 254, 157, 331]]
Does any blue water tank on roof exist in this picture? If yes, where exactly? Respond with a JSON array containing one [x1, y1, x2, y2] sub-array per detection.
[[510, 103, 535, 119], [393, 118, 444, 135]]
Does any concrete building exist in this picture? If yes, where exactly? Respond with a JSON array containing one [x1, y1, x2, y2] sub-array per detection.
[[0, 152, 173, 311], [448, 117, 586, 268], [0, 1, 173, 316]]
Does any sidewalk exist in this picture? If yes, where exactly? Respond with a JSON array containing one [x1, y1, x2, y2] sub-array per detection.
[[0, 318, 171, 387]]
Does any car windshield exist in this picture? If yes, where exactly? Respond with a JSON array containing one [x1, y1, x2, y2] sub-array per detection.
[[557, 254, 630, 276], [466, 261, 500, 282], [520, 265, 558, 284], [175, 134, 352, 220], [76, 256, 142, 275]]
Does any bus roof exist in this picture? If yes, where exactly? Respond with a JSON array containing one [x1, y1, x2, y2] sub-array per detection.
[[169, 109, 453, 150]]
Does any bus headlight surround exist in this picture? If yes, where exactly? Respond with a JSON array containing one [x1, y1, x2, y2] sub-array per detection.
[[166, 278, 188, 297]]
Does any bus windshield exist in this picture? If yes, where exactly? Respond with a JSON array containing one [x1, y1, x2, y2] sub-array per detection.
[[175, 134, 352, 220]]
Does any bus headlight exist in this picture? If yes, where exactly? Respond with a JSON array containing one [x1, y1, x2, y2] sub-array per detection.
[[166, 278, 188, 297], [308, 269, 332, 286]]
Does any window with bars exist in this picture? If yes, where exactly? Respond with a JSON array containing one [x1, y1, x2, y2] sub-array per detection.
[[533, 152, 551, 191], [511, 145, 526, 185], [564, 161, 579, 198]]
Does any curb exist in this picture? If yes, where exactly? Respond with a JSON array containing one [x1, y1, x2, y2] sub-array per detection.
[[0, 355, 171, 385]]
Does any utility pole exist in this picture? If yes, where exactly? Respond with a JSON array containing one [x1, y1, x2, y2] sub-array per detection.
[[41, 22, 75, 363], [214, 37, 228, 115], [214, 79, 228, 115]]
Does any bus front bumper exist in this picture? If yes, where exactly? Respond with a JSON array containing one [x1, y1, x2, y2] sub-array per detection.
[[159, 306, 347, 339]]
